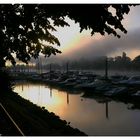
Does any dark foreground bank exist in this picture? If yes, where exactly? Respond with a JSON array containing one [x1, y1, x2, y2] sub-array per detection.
[[0, 91, 87, 136]]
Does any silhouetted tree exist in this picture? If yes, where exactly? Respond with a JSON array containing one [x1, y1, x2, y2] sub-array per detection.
[[132, 55, 140, 70], [0, 4, 135, 67], [113, 52, 131, 70], [0, 4, 136, 92], [121, 52, 131, 69]]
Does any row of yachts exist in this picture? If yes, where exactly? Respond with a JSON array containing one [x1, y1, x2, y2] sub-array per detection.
[[19, 71, 140, 98]]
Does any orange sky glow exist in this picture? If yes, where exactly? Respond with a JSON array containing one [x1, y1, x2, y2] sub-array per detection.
[[52, 6, 140, 60]]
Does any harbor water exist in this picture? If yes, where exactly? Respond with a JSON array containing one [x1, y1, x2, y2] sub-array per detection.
[[14, 82, 140, 136]]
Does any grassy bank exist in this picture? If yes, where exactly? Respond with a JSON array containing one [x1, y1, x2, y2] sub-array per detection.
[[0, 91, 87, 136]]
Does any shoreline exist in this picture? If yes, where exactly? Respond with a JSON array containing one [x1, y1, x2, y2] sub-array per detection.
[[0, 90, 87, 136]]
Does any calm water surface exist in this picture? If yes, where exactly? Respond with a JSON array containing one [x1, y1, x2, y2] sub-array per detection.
[[14, 82, 140, 136]]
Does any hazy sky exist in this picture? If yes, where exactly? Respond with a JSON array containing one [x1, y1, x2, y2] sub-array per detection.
[[49, 5, 140, 61]]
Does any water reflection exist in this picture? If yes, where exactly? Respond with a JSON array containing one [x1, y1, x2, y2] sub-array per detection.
[[22, 84, 23, 91], [14, 82, 140, 136], [105, 101, 109, 120], [67, 92, 69, 105], [50, 88, 52, 98]]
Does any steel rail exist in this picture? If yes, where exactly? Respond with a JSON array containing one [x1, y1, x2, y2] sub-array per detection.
[[0, 103, 25, 136]]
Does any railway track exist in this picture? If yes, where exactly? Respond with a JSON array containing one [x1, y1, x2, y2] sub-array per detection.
[[0, 103, 25, 136]]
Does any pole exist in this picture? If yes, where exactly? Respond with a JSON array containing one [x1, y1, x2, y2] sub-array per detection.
[[66, 62, 69, 74], [105, 56, 108, 80], [40, 58, 42, 74], [49, 64, 52, 80]]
